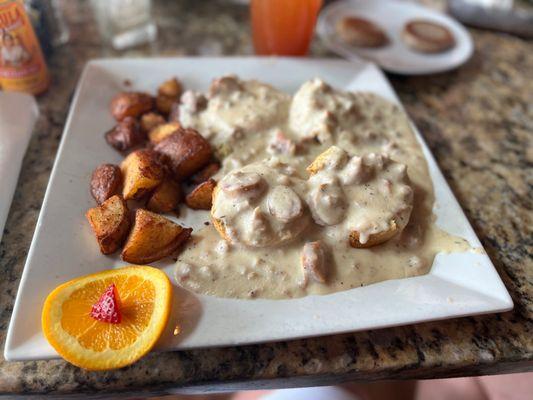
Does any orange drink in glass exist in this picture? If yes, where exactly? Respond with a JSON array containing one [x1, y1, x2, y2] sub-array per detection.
[[251, 0, 323, 56]]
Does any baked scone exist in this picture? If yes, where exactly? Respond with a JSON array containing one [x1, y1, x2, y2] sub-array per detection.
[[307, 146, 413, 248], [335, 16, 389, 48], [402, 20, 455, 53], [211, 158, 310, 248]]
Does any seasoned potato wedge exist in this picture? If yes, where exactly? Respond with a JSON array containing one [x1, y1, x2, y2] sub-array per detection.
[[158, 77, 182, 98], [155, 78, 182, 115], [148, 122, 181, 144], [140, 112, 166, 133], [146, 179, 182, 213], [190, 162, 220, 184], [349, 220, 399, 248], [86, 195, 131, 255], [122, 209, 192, 264], [105, 116, 146, 152], [156, 95, 176, 115], [110, 92, 154, 121], [121, 149, 164, 200], [154, 128, 212, 180], [185, 179, 216, 210], [90, 163, 122, 205]]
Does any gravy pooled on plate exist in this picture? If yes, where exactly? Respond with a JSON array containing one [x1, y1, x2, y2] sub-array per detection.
[[175, 76, 470, 299]]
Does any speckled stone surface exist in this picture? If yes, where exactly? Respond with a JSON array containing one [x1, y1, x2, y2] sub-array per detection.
[[0, 0, 531, 396]]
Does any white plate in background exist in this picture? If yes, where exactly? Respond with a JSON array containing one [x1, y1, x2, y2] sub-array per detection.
[[317, 0, 474, 74], [4, 57, 511, 361]]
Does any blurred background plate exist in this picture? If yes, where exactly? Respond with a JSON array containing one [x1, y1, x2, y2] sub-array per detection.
[[318, 0, 474, 74]]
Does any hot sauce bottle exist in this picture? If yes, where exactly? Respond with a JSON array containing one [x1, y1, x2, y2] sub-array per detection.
[[0, 0, 50, 95]]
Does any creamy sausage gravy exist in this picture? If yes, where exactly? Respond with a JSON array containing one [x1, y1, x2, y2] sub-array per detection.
[[175, 76, 471, 299]]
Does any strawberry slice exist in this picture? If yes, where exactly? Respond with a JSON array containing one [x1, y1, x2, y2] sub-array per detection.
[[90, 283, 121, 324]]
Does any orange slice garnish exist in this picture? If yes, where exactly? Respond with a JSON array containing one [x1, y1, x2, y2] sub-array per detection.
[[42, 266, 172, 370]]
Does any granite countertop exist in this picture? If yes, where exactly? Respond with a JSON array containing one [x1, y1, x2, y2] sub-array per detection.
[[0, 0, 532, 396]]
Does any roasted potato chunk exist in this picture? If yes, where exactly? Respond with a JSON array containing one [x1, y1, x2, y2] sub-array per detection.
[[185, 179, 216, 210], [156, 78, 182, 115], [156, 95, 176, 115], [122, 209, 192, 264], [86, 195, 131, 255], [110, 92, 154, 121], [148, 122, 181, 144], [121, 149, 164, 200], [147, 179, 182, 213], [158, 77, 182, 98], [190, 162, 220, 184], [140, 112, 166, 133], [90, 164, 122, 205], [105, 116, 146, 152], [154, 128, 212, 180]]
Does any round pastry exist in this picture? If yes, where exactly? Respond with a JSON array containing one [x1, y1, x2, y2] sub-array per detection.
[[211, 159, 311, 248], [402, 19, 455, 53], [335, 16, 389, 48], [306, 146, 414, 248]]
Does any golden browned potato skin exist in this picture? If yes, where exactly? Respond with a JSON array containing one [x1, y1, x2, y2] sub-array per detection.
[[185, 179, 216, 210], [190, 162, 220, 184], [158, 78, 182, 98], [140, 112, 166, 133], [110, 92, 154, 121], [148, 122, 181, 144], [154, 129, 212, 181], [156, 95, 176, 115], [122, 209, 192, 264], [307, 147, 401, 249], [120, 149, 165, 200], [105, 116, 146, 152], [86, 195, 131, 255], [155, 78, 182, 115], [146, 179, 182, 213], [90, 164, 122, 205]]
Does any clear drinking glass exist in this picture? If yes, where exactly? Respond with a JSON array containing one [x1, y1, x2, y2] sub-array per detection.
[[90, 0, 157, 50]]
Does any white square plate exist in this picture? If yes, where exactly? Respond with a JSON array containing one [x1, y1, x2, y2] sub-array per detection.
[[4, 57, 512, 361]]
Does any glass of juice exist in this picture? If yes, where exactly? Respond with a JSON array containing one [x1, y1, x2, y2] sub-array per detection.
[[251, 0, 323, 56]]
